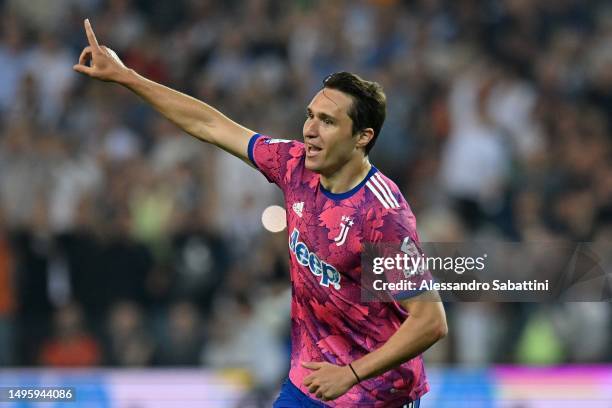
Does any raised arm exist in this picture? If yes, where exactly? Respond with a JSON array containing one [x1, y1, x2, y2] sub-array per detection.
[[73, 19, 254, 163]]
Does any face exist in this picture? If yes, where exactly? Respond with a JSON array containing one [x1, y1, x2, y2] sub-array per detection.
[[303, 88, 359, 175]]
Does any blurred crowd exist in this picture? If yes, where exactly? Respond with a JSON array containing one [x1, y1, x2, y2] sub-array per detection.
[[0, 0, 611, 396]]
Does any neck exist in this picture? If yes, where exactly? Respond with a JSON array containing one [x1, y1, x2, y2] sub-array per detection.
[[320, 155, 372, 194]]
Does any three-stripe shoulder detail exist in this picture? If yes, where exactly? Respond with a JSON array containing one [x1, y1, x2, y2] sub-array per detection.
[[366, 173, 401, 209]]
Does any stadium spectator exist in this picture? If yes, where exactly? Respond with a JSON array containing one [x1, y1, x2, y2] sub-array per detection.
[[104, 300, 155, 366], [39, 302, 102, 366], [0, 205, 15, 366], [154, 300, 204, 366]]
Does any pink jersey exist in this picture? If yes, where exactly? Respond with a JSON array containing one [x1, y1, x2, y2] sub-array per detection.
[[248, 134, 429, 407]]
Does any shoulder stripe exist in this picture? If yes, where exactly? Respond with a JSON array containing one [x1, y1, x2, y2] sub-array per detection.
[[375, 173, 400, 208], [370, 175, 399, 209], [366, 181, 390, 209]]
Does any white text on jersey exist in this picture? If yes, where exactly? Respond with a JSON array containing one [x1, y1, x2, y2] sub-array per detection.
[[289, 228, 341, 289]]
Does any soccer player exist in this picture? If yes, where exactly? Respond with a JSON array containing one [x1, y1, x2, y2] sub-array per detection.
[[74, 19, 447, 407]]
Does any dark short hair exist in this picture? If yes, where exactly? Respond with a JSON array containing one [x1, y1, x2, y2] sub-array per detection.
[[323, 72, 386, 155]]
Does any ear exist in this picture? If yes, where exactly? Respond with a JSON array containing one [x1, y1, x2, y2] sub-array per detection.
[[355, 128, 374, 150]]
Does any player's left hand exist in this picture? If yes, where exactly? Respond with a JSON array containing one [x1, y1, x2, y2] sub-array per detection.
[[301, 361, 358, 402], [73, 19, 129, 83]]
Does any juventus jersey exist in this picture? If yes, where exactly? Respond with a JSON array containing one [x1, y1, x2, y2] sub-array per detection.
[[248, 134, 429, 407]]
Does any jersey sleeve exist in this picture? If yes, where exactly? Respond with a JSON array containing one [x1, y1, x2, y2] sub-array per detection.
[[248, 134, 304, 191], [365, 206, 432, 300]]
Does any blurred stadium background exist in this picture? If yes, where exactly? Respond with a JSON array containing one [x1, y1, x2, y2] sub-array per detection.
[[0, 0, 611, 406]]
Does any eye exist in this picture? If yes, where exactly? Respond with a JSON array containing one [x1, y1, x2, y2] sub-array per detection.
[[323, 118, 333, 125], [306, 112, 313, 119]]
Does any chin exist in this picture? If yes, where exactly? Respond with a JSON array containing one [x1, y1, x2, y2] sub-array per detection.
[[305, 158, 322, 173]]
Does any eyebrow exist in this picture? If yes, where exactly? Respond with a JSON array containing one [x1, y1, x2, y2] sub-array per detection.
[[306, 107, 337, 122]]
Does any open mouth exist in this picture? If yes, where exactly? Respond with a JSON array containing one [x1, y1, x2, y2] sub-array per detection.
[[307, 144, 322, 157]]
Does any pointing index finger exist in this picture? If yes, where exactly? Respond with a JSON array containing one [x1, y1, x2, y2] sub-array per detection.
[[84, 19, 100, 49]]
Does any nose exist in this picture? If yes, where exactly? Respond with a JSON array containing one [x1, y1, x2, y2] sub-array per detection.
[[303, 118, 318, 138]]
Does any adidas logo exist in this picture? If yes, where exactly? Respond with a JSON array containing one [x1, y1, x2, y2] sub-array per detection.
[[292, 202, 304, 218]]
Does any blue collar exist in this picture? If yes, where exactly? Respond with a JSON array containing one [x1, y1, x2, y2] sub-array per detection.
[[319, 166, 378, 200]]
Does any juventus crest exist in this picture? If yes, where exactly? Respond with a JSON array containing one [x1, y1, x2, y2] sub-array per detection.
[[333, 215, 354, 246]]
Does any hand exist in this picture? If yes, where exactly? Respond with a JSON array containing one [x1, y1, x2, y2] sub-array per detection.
[[301, 361, 358, 402], [73, 19, 130, 83]]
